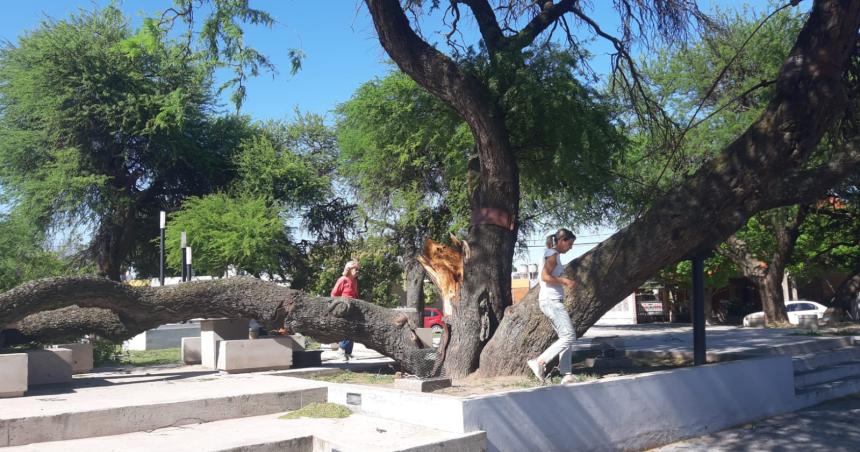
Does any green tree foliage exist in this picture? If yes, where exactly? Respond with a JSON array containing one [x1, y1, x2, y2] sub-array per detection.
[[616, 5, 804, 215], [0, 6, 248, 280], [791, 188, 860, 285], [163, 114, 341, 284], [164, 193, 295, 278], [337, 70, 471, 233], [338, 47, 627, 237], [303, 238, 403, 308], [165, 0, 303, 111], [0, 209, 72, 291]]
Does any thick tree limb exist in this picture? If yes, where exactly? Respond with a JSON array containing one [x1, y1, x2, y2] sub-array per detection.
[[0, 276, 432, 374], [507, 0, 576, 51], [456, 0, 504, 52], [478, 0, 860, 376]]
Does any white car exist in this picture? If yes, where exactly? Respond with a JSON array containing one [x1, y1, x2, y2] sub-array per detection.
[[742, 300, 828, 327]]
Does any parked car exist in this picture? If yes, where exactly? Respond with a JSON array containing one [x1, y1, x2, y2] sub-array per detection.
[[742, 300, 828, 327], [422, 308, 444, 332]]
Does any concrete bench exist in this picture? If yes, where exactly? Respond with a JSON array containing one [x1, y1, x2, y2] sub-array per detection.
[[27, 348, 73, 386], [200, 318, 250, 369], [216, 337, 295, 373], [0, 353, 28, 397], [49, 343, 93, 374], [182, 337, 202, 364]]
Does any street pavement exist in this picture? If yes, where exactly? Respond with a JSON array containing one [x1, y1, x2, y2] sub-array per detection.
[[652, 392, 860, 451], [581, 323, 855, 355]]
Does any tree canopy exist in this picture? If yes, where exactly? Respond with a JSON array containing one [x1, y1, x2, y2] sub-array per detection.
[[0, 6, 250, 280]]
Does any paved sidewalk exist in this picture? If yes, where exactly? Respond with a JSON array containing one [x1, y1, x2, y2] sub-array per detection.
[[582, 324, 854, 355], [652, 392, 860, 451]]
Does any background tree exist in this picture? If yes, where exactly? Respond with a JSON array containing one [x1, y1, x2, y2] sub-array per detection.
[[791, 179, 860, 320], [0, 7, 251, 280], [0, 208, 87, 292]]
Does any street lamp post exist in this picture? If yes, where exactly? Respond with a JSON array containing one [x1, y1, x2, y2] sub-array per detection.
[[180, 231, 187, 282], [159, 211, 166, 287], [186, 247, 193, 281]]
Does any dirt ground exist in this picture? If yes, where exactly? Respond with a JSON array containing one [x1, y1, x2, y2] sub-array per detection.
[[305, 356, 694, 397]]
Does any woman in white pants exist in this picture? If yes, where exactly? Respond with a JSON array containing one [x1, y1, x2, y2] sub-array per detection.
[[527, 228, 577, 384]]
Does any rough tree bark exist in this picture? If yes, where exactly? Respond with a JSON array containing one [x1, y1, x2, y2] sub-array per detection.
[[478, 0, 860, 376], [831, 269, 860, 320], [719, 206, 808, 325], [365, 0, 520, 377], [0, 276, 435, 374], [403, 246, 426, 326]]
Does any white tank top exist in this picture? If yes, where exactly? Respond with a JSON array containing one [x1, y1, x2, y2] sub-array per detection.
[[539, 248, 564, 301]]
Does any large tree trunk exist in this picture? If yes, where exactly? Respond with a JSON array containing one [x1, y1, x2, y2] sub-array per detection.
[[832, 269, 860, 320], [478, 0, 860, 376], [760, 270, 789, 324], [365, 0, 520, 378], [719, 206, 808, 325], [94, 203, 138, 281], [403, 251, 425, 325], [0, 277, 432, 375]]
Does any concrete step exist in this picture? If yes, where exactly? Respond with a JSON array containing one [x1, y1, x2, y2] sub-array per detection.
[[750, 337, 854, 357], [793, 360, 860, 388], [792, 346, 860, 373], [2, 411, 486, 452], [793, 374, 860, 409], [0, 368, 327, 447]]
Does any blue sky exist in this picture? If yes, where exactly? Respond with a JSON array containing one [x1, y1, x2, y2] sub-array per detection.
[[0, 0, 760, 266], [0, 0, 753, 122]]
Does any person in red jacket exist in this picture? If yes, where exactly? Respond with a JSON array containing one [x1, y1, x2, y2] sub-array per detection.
[[331, 260, 360, 361]]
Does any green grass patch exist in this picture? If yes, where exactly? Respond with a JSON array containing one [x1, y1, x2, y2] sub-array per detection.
[[122, 348, 182, 366], [279, 403, 351, 420], [307, 370, 394, 385], [95, 347, 182, 367], [303, 337, 321, 350]]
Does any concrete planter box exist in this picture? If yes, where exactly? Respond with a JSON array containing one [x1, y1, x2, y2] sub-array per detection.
[[329, 356, 798, 452], [49, 343, 93, 374], [200, 318, 249, 369], [181, 337, 202, 364], [216, 336, 294, 373], [27, 348, 74, 386], [0, 353, 28, 397]]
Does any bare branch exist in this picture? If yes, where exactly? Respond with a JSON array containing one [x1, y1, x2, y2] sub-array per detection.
[[506, 0, 576, 51], [456, 0, 504, 51]]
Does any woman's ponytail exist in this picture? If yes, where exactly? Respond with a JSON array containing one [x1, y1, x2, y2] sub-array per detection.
[[546, 228, 576, 248]]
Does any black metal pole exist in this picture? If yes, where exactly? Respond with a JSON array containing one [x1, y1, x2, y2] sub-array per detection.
[[186, 247, 192, 282], [692, 254, 706, 365], [159, 211, 165, 286]]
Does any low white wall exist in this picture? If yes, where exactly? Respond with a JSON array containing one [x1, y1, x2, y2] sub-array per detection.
[[49, 343, 93, 374], [462, 356, 795, 452], [0, 353, 28, 397], [182, 337, 202, 364], [327, 384, 466, 433], [216, 337, 293, 373], [27, 348, 74, 386]]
